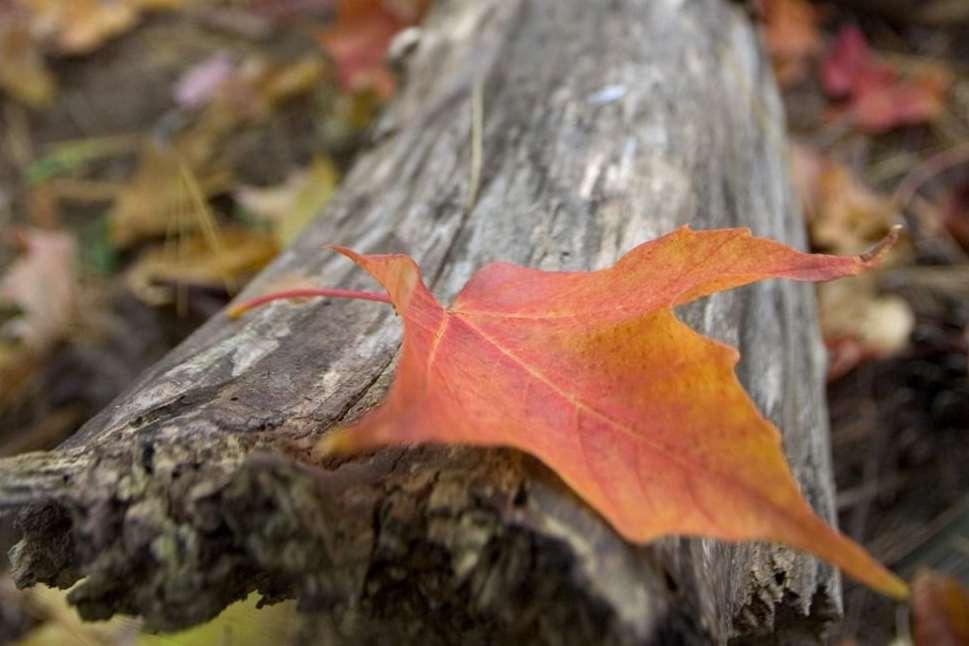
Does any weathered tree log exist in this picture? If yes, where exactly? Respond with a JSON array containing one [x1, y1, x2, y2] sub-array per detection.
[[1, 0, 843, 643]]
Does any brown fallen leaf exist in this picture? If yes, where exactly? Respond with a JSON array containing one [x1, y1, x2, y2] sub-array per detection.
[[235, 226, 908, 598], [911, 569, 969, 646], [760, 0, 822, 86], [819, 276, 914, 380], [0, 228, 79, 408], [792, 144, 902, 256], [235, 156, 339, 245], [0, 228, 78, 352], [212, 55, 326, 122], [0, 9, 56, 107], [109, 127, 232, 248], [791, 145, 912, 376], [126, 227, 278, 306], [21, 0, 183, 55], [111, 53, 325, 248]]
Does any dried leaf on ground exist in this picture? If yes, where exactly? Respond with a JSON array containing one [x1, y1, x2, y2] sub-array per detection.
[[235, 156, 339, 245], [0, 228, 78, 351], [910, 569, 969, 646], [112, 53, 326, 248], [792, 145, 912, 377], [821, 25, 949, 132], [13, 584, 298, 646], [792, 144, 901, 255], [217, 55, 325, 120], [126, 227, 277, 306], [109, 127, 231, 248], [21, 0, 182, 55], [760, 0, 821, 86], [110, 46, 324, 247], [0, 228, 78, 408], [820, 276, 914, 380], [0, 10, 56, 107], [318, 0, 428, 99], [306, 226, 907, 598]]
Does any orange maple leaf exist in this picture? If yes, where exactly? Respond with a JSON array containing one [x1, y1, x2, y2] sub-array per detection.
[[232, 226, 908, 599]]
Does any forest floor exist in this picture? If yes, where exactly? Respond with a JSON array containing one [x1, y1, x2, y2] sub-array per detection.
[[0, 1, 967, 644]]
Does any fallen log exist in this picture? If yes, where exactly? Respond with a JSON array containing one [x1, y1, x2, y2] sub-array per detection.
[[0, 0, 844, 643]]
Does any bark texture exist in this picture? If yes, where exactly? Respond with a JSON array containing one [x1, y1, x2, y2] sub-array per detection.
[[0, 0, 843, 643]]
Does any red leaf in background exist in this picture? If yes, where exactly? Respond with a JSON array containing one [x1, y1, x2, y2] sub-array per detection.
[[821, 25, 948, 132], [821, 24, 869, 97], [911, 569, 969, 646], [318, 0, 427, 100]]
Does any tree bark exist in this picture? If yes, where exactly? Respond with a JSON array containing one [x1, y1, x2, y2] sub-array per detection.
[[0, 0, 843, 643]]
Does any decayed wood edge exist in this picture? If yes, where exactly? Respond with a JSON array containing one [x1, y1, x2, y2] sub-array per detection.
[[0, 0, 843, 643]]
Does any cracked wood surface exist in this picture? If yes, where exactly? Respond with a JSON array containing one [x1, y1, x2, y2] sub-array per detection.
[[0, 0, 843, 643]]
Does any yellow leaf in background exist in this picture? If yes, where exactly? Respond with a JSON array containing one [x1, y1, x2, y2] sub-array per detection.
[[0, 15, 56, 107], [126, 226, 278, 305], [21, 0, 183, 55], [262, 57, 326, 107], [235, 156, 338, 246], [12, 584, 129, 646], [790, 144, 914, 378], [212, 55, 326, 123], [819, 275, 915, 379], [109, 131, 232, 249], [0, 343, 39, 412], [15, 585, 299, 646], [137, 594, 299, 646], [792, 145, 901, 256]]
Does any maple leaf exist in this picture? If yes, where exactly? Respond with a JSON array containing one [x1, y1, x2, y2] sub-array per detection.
[[821, 25, 948, 132], [232, 226, 908, 598]]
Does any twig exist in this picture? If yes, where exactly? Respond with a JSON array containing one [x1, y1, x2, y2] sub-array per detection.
[[465, 77, 484, 213], [228, 288, 391, 319], [893, 141, 969, 211]]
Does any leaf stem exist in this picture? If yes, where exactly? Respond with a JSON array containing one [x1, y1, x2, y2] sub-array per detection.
[[228, 288, 391, 319]]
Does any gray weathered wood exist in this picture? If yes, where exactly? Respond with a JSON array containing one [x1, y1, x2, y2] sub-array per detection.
[[0, 0, 843, 643]]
